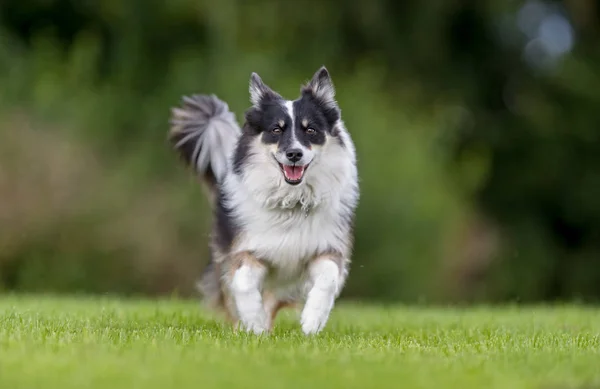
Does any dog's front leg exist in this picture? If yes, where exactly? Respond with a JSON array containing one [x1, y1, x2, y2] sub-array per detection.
[[229, 252, 268, 335], [301, 256, 344, 335]]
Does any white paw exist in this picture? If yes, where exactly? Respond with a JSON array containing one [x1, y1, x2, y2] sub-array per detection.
[[239, 318, 268, 335], [242, 324, 268, 335], [300, 309, 328, 335]]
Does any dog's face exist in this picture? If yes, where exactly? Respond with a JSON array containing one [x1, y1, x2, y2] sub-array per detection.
[[239, 67, 342, 186]]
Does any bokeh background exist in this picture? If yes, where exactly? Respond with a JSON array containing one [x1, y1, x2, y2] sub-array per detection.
[[1, 0, 599, 304]]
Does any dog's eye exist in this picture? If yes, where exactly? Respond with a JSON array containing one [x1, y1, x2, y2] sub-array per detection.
[[272, 127, 282, 134], [306, 128, 316, 135]]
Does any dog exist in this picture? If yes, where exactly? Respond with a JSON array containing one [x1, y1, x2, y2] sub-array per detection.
[[168, 66, 359, 335]]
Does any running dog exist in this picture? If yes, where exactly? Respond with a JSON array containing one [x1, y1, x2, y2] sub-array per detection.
[[168, 66, 359, 335]]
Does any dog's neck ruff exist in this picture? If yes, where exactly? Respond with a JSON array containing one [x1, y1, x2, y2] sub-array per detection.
[[226, 168, 334, 216], [259, 183, 322, 213]]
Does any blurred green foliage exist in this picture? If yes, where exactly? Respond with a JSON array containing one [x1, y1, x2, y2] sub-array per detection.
[[0, 0, 599, 303]]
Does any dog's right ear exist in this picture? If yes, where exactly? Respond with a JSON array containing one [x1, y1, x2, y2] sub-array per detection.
[[249, 72, 280, 108], [302, 66, 338, 110]]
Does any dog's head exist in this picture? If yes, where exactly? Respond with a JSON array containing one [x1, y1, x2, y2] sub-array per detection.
[[239, 66, 342, 187]]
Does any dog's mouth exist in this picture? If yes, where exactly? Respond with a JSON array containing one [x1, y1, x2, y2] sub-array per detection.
[[278, 163, 309, 185]]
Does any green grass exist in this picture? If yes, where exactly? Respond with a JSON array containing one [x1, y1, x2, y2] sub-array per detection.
[[0, 295, 599, 389]]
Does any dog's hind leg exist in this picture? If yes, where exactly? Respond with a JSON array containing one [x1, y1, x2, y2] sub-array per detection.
[[263, 292, 296, 331], [300, 254, 346, 335], [227, 252, 269, 335]]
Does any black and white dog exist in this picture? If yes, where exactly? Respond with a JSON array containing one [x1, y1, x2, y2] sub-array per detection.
[[168, 67, 359, 335]]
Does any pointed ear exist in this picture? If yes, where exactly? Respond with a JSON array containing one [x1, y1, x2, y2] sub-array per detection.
[[303, 66, 336, 107], [249, 72, 279, 107]]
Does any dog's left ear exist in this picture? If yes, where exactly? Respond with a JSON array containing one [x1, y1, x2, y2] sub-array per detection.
[[303, 66, 337, 108], [249, 72, 281, 108]]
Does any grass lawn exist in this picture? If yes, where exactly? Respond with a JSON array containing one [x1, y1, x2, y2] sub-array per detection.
[[0, 295, 599, 389]]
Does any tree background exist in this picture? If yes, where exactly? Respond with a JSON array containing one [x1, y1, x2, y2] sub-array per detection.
[[1, 0, 599, 303]]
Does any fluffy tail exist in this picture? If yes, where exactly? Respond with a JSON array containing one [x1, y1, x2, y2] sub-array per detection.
[[168, 94, 241, 196]]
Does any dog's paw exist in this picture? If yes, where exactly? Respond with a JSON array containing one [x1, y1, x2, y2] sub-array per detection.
[[300, 309, 327, 335], [244, 324, 268, 335], [240, 315, 269, 335]]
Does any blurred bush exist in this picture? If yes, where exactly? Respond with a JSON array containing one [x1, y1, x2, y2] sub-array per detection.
[[0, 0, 599, 303]]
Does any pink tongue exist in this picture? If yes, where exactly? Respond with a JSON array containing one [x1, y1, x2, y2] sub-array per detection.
[[283, 165, 304, 180]]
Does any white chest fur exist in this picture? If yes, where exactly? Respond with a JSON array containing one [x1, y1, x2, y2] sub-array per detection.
[[228, 191, 354, 302], [235, 203, 349, 270]]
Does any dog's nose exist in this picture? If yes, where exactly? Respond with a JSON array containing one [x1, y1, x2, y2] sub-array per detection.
[[286, 149, 303, 163]]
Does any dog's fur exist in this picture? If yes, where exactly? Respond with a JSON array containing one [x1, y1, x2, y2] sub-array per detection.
[[168, 67, 359, 335]]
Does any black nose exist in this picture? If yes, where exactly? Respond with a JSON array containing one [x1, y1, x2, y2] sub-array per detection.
[[286, 148, 303, 163]]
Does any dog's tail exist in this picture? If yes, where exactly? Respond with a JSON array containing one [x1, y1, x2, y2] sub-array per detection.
[[168, 94, 241, 197]]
